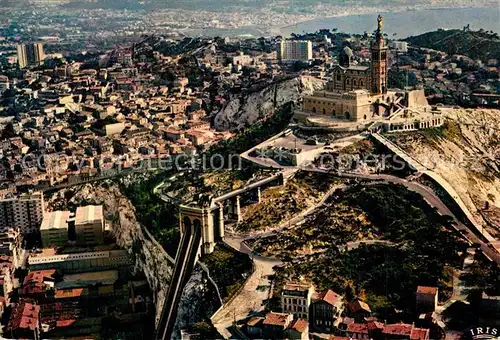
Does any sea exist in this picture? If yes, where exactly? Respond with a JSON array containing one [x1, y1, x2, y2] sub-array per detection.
[[184, 7, 499, 39], [279, 7, 500, 38]]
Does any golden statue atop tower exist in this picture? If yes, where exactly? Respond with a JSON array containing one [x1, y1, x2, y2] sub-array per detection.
[[377, 15, 383, 32]]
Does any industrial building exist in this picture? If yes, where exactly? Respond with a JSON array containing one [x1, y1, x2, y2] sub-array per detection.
[[75, 205, 104, 245], [40, 211, 71, 247], [28, 249, 131, 273]]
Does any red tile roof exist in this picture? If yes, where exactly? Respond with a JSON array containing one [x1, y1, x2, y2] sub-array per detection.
[[348, 300, 371, 313], [56, 319, 76, 328], [19, 316, 38, 330], [347, 323, 369, 334], [55, 288, 87, 299], [21, 270, 58, 296], [21, 303, 40, 319], [20, 282, 46, 295], [246, 316, 263, 327], [7, 302, 40, 331], [411, 327, 430, 340], [367, 321, 385, 331], [314, 289, 342, 306], [23, 269, 56, 286], [283, 282, 312, 292], [288, 318, 308, 333], [263, 312, 290, 327], [341, 317, 355, 326], [417, 286, 438, 295], [382, 323, 413, 336]]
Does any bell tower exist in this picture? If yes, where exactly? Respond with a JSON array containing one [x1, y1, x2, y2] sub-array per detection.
[[371, 15, 388, 95]]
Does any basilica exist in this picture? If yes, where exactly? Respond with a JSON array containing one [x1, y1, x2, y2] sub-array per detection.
[[302, 15, 430, 124]]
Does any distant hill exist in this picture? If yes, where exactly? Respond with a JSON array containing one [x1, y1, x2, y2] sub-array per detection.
[[59, 0, 269, 11], [53, 0, 412, 12], [405, 28, 500, 62], [59, 0, 145, 10]]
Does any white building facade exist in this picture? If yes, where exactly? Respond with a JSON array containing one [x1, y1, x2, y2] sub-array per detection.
[[279, 40, 313, 62]]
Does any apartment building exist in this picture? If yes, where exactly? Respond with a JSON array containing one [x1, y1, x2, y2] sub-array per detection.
[[0, 256, 15, 304], [0, 229, 22, 270], [75, 205, 104, 245], [389, 41, 409, 53], [310, 289, 343, 332], [40, 211, 71, 247], [6, 302, 41, 340], [262, 312, 293, 339], [416, 286, 438, 312], [104, 122, 126, 136], [17, 43, 45, 68], [0, 192, 45, 235], [281, 282, 314, 319], [278, 40, 312, 62]]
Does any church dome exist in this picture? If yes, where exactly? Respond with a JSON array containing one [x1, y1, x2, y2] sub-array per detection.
[[339, 46, 353, 67], [342, 46, 353, 57]]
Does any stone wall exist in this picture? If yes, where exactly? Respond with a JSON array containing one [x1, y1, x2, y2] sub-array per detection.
[[406, 89, 428, 108]]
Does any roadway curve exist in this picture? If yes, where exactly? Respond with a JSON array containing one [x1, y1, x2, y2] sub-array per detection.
[[371, 133, 497, 245], [211, 233, 282, 338], [305, 168, 500, 265], [210, 181, 346, 336], [213, 167, 500, 340]]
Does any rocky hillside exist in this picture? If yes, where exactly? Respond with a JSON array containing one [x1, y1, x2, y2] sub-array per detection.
[[387, 108, 500, 237], [47, 181, 174, 324], [405, 28, 500, 62], [213, 76, 324, 130], [47, 179, 225, 336], [173, 266, 221, 337]]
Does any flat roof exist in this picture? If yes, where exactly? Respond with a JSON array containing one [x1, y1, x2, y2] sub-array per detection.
[[40, 211, 71, 231], [75, 205, 103, 225], [28, 249, 128, 265], [56, 270, 118, 289]]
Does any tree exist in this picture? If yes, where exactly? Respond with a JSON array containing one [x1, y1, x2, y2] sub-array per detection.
[[1, 122, 16, 139], [191, 322, 213, 338], [345, 282, 356, 301]]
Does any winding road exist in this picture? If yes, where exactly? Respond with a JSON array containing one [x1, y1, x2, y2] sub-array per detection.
[[210, 178, 361, 336], [210, 127, 500, 338], [211, 234, 281, 339], [305, 168, 500, 265], [372, 133, 497, 245]]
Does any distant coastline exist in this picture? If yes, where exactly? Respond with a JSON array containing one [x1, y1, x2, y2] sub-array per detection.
[[278, 7, 500, 39], [182, 7, 499, 38]]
